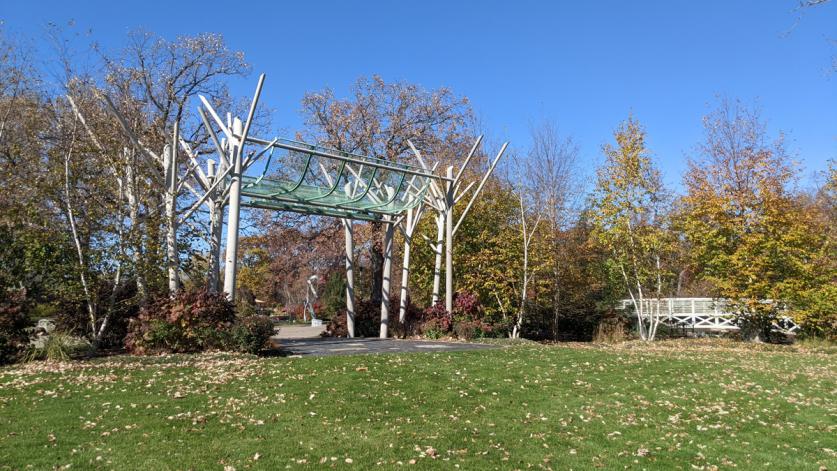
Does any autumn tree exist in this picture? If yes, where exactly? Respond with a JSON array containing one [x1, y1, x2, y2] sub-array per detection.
[[524, 122, 582, 338], [238, 214, 345, 309], [681, 100, 827, 341], [0, 28, 253, 346], [789, 162, 836, 339], [510, 182, 543, 339], [590, 117, 673, 341], [0, 29, 73, 303], [791, 162, 836, 338], [99, 30, 250, 295], [407, 177, 517, 325]]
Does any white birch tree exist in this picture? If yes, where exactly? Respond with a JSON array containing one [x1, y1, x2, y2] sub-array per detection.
[[590, 118, 672, 341]]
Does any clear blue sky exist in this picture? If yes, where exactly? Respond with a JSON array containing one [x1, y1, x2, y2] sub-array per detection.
[[3, 0, 836, 191]]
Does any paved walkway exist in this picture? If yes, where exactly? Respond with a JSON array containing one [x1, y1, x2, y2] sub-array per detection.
[[275, 324, 326, 339], [269, 336, 496, 357]]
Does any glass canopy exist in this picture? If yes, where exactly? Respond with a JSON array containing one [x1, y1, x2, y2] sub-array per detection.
[[236, 136, 440, 222]]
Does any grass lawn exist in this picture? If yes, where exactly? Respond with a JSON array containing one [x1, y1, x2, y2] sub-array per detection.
[[1, 340, 834, 470]]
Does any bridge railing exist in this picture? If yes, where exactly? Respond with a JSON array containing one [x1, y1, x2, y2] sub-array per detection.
[[616, 297, 799, 333]]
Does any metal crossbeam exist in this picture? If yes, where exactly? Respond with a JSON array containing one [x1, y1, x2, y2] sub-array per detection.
[[229, 136, 433, 220], [237, 135, 447, 182]]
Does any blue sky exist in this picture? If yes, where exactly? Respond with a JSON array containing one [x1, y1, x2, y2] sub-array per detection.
[[3, 0, 835, 191]]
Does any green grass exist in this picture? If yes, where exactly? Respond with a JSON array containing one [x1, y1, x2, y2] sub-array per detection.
[[1, 340, 835, 470]]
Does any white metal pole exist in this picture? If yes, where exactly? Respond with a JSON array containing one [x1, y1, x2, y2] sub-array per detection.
[[431, 212, 443, 305], [380, 217, 395, 338], [223, 118, 243, 301], [206, 159, 219, 292], [445, 166, 454, 313], [398, 208, 413, 323], [344, 220, 356, 338], [452, 135, 483, 186], [212, 172, 226, 293], [165, 136, 179, 294], [453, 142, 508, 235]]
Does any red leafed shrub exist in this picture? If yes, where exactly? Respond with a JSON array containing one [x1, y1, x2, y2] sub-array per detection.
[[420, 301, 452, 338], [163, 289, 235, 328], [452, 291, 483, 320], [321, 311, 348, 337], [126, 288, 275, 355], [419, 291, 497, 340], [0, 288, 32, 365], [450, 290, 494, 339], [125, 288, 236, 354]]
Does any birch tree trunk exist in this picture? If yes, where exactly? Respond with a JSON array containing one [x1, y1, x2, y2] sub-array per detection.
[[511, 194, 541, 339], [512, 227, 530, 339], [619, 262, 646, 341], [511, 239, 529, 340], [648, 254, 664, 340], [62, 119, 97, 339], [65, 96, 131, 342], [123, 147, 147, 304], [98, 175, 127, 344]]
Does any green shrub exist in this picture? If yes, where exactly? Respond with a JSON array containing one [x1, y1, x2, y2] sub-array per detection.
[[140, 320, 195, 353], [0, 288, 32, 365], [421, 320, 446, 340], [319, 273, 347, 320], [55, 281, 140, 348], [793, 284, 837, 341], [225, 315, 274, 353]]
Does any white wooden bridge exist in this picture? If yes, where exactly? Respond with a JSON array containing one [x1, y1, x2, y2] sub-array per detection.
[[616, 298, 800, 333]]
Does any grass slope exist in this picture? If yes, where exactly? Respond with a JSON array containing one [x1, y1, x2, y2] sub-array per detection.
[[1, 340, 835, 470]]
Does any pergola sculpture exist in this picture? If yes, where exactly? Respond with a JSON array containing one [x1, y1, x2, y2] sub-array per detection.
[[182, 75, 507, 338]]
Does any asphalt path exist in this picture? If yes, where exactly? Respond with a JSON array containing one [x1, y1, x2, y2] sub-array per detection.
[[269, 336, 497, 357]]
